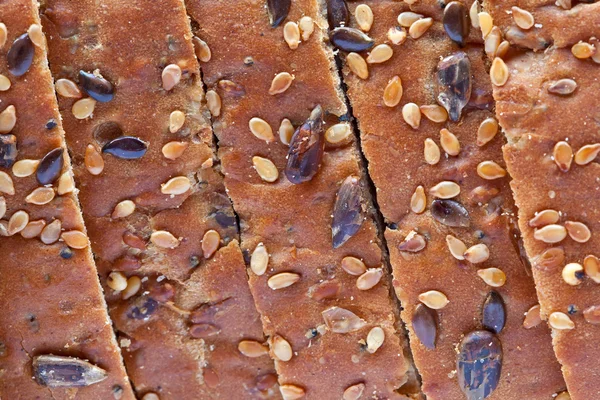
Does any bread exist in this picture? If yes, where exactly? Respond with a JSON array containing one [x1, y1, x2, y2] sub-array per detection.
[[186, 0, 421, 398], [484, 0, 600, 50], [494, 46, 600, 399], [0, 0, 133, 398], [339, 1, 566, 399], [40, 0, 278, 398]]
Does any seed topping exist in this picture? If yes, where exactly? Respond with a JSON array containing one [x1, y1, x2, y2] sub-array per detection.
[[202, 229, 220, 258], [549, 312, 574, 330], [477, 268, 506, 287], [437, 52, 471, 121], [271, 335, 293, 361], [61, 230, 89, 249], [412, 304, 437, 349], [330, 27, 374, 52], [269, 72, 294, 95], [420, 104, 448, 123], [322, 306, 366, 333], [79, 70, 114, 102], [424, 138, 440, 165], [161, 176, 191, 195], [477, 117, 498, 146], [150, 230, 180, 249], [548, 79, 577, 95], [162, 64, 182, 91], [418, 290, 449, 309], [26, 187, 55, 205], [523, 304, 542, 329], [72, 98, 96, 119], [430, 181, 460, 199], [162, 141, 188, 160], [252, 156, 279, 182], [33, 355, 107, 388], [446, 235, 467, 260], [477, 161, 506, 180], [192, 36, 211, 62], [410, 185, 426, 214], [346, 52, 369, 79], [409, 17, 433, 39], [325, 123, 351, 144], [341, 256, 367, 276], [112, 200, 136, 219], [562, 263, 584, 286], [511, 7, 534, 30], [283, 22, 300, 50], [279, 118, 294, 145], [443, 1, 471, 47], [0, 134, 17, 168], [533, 224, 567, 243], [37, 148, 63, 185], [355, 4, 374, 32], [356, 268, 383, 291], [7, 33, 34, 77], [0, 105, 16, 134], [267, 0, 290, 27], [366, 44, 393, 64], [55, 79, 82, 98], [238, 340, 269, 358], [398, 230, 426, 253], [402, 103, 421, 129], [564, 220, 591, 243], [251, 243, 269, 275], [553, 141, 573, 172], [366, 326, 385, 353], [529, 209, 560, 228], [286, 105, 325, 184], [490, 57, 509, 86], [482, 291, 506, 333], [574, 143, 600, 165], [85, 145, 104, 175], [268, 272, 300, 290]]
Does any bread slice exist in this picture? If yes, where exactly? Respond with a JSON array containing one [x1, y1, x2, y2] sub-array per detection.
[[494, 46, 600, 399], [0, 0, 133, 398], [186, 0, 421, 398], [40, 0, 278, 397], [339, 1, 566, 399], [484, 0, 600, 50]]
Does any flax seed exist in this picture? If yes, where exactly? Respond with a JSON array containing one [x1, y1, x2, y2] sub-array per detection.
[[283, 22, 300, 50], [511, 7, 534, 30], [162, 64, 182, 91], [355, 4, 374, 32], [562, 263, 584, 286], [347, 52, 369, 80], [402, 103, 421, 129], [464, 243, 490, 263], [410, 185, 426, 214], [25, 187, 55, 205], [249, 117, 275, 142], [424, 138, 441, 165], [252, 156, 279, 182], [251, 243, 269, 276], [440, 128, 460, 156], [418, 290, 449, 309], [268, 272, 300, 290], [553, 141, 573, 172], [574, 143, 600, 165], [383, 76, 402, 107]]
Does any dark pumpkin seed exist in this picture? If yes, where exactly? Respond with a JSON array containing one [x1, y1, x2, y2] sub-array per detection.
[[482, 291, 505, 334], [189, 323, 221, 338], [285, 105, 325, 184], [79, 70, 114, 102], [126, 296, 158, 320], [267, 0, 290, 27], [457, 330, 502, 400], [102, 136, 148, 159], [7, 33, 34, 77], [467, 87, 494, 111], [430, 199, 470, 228], [437, 52, 471, 122], [37, 148, 64, 185], [443, 1, 470, 47], [212, 209, 237, 228], [33, 355, 107, 388], [331, 175, 364, 248], [329, 27, 374, 52], [327, 0, 349, 29], [0, 134, 18, 168], [93, 121, 124, 146], [412, 304, 437, 349]]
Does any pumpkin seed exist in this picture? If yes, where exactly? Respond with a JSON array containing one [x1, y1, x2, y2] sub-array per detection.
[[331, 175, 364, 248]]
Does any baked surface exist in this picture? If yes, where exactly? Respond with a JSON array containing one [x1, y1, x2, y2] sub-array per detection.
[[187, 0, 420, 398], [494, 47, 600, 399], [41, 0, 278, 398], [0, 0, 133, 398], [340, 1, 565, 399], [484, 0, 600, 49]]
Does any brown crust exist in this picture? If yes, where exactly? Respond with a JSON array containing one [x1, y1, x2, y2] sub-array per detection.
[[187, 0, 420, 398], [494, 47, 600, 399], [41, 0, 278, 398], [484, 0, 600, 49], [0, 0, 133, 398], [340, 1, 565, 399]]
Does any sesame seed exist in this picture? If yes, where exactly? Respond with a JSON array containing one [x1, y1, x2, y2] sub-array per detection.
[[477, 268, 507, 287], [249, 117, 275, 142], [121, 276, 141, 300], [402, 103, 421, 129], [549, 312, 575, 330], [278, 118, 294, 145], [271, 335, 293, 361], [430, 181, 460, 199], [0, 105, 16, 134], [490, 57, 509, 86], [571, 42, 595, 59], [341, 256, 367, 276], [470, 1, 481, 28], [85, 144, 104, 175], [477, 12, 493, 38], [279, 384, 305, 400], [366, 326, 385, 353], [464, 243, 490, 264], [366, 44, 393, 64], [346, 52, 369, 80], [529, 209, 560, 228], [161, 64, 182, 91], [383, 76, 403, 107], [584, 255, 600, 283], [0, 171, 15, 195], [533, 224, 567, 243], [12, 159, 40, 177], [201, 229, 220, 259], [269, 72, 295, 95], [562, 263, 584, 286], [267, 272, 300, 290], [574, 143, 600, 165], [398, 12, 423, 28], [160, 176, 191, 195], [252, 156, 279, 182], [420, 104, 448, 123], [418, 290, 449, 309], [446, 235, 467, 260], [283, 22, 300, 50], [343, 383, 365, 400], [409, 17, 433, 39], [476, 160, 507, 180], [25, 187, 55, 205], [440, 128, 460, 156], [112, 200, 136, 219], [161, 141, 188, 160], [325, 123, 351, 144], [192, 36, 211, 62], [107, 271, 128, 291], [523, 304, 542, 329], [553, 141, 573, 172], [298, 16, 314, 41], [511, 7, 534, 30], [0, 23, 6, 49], [410, 185, 426, 214], [0, 74, 11, 91], [27, 24, 45, 47], [150, 230, 180, 249], [72, 98, 96, 119], [387, 26, 407, 45], [8, 210, 29, 235], [355, 4, 374, 32], [356, 268, 383, 290], [564, 220, 591, 243], [41, 219, 61, 244], [55, 78, 82, 98], [250, 243, 269, 275], [61, 230, 89, 249], [169, 110, 186, 133]]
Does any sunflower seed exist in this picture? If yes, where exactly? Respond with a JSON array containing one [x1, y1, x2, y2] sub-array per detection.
[[267, 0, 290, 27], [327, 0, 349, 29], [37, 148, 63, 185], [0, 134, 17, 168], [102, 136, 148, 159], [412, 303, 437, 349], [330, 27, 374, 52], [437, 52, 471, 122], [7, 33, 34, 76], [457, 331, 502, 399], [33, 355, 107, 388], [331, 175, 364, 248], [443, 1, 470, 47], [482, 291, 506, 333], [286, 105, 325, 184], [79, 70, 114, 102]]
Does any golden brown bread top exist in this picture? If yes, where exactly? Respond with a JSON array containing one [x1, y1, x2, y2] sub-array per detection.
[[187, 0, 419, 398], [494, 47, 600, 399], [41, 0, 278, 397], [0, 0, 133, 398], [340, 1, 565, 399], [484, 0, 600, 49]]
